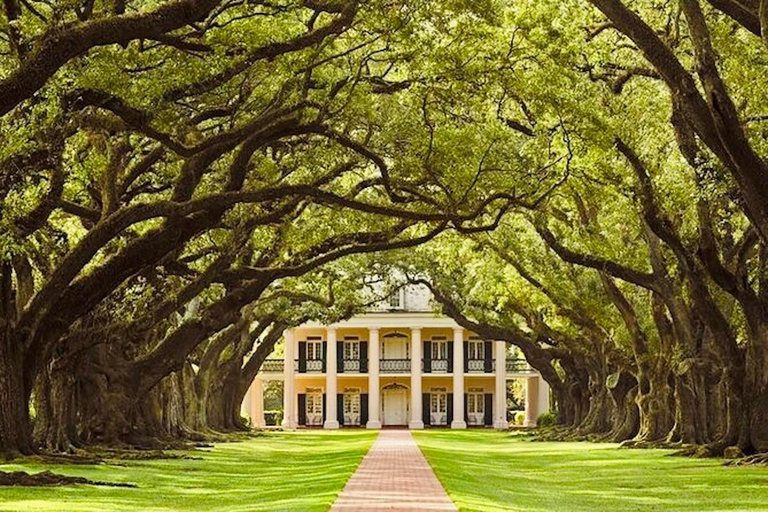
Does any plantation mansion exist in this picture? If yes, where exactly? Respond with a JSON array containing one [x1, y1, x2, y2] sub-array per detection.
[[243, 283, 550, 429]]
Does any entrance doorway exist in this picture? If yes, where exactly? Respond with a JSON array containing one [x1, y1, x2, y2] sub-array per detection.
[[467, 390, 485, 426], [382, 382, 409, 426], [344, 389, 361, 426], [305, 389, 323, 426], [430, 388, 448, 426]]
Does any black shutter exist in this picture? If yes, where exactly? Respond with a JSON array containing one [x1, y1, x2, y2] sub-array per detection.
[[484, 341, 493, 373], [360, 342, 368, 373], [484, 394, 493, 426], [422, 393, 431, 426], [463, 341, 469, 373], [464, 394, 469, 423], [447, 393, 454, 425], [322, 393, 327, 423], [322, 342, 327, 372], [337, 394, 345, 426], [361, 394, 369, 425], [337, 342, 344, 373], [423, 341, 432, 373], [298, 342, 307, 373], [298, 394, 307, 426], [447, 342, 454, 373]]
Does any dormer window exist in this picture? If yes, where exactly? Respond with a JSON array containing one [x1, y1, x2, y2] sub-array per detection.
[[387, 289, 405, 309]]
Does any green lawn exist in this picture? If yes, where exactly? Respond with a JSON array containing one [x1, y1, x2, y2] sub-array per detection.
[[414, 430, 768, 512], [0, 430, 376, 512]]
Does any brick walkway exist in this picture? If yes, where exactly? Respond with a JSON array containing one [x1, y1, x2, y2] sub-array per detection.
[[331, 430, 457, 511]]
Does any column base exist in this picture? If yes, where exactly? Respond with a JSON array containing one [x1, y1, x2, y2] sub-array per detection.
[[253, 420, 267, 429], [523, 419, 537, 427], [409, 420, 425, 429], [324, 420, 340, 429], [366, 420, 381, 429], [494, 420, 510, 430], [280, 419, 296, 429], [450, 420, 467, 429]]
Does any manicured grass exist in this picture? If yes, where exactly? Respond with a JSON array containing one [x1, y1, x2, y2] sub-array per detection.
[[414, 430, 768, 512], [0, 430, 376, 512]]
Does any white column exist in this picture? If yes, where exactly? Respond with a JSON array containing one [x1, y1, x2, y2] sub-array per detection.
[[409, 327, 424, 429], [494, 341, 509, 429], [251, 377, 266, 428], [524, 376, 539, 427], [451, 327, 467, 429], [324, 327, 340, 429], [538, 376, 550, 416], [367, 327, 381, 428], [281, 329, 296, 429], [242, 386, 252, 423]]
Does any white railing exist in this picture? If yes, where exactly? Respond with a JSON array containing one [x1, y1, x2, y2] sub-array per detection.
[[380, 359, 410, 373], [306, 359, 323, 372], [343, 359, 361, 372], [430, 359, 449, 372], [467, 359, 486, 372]]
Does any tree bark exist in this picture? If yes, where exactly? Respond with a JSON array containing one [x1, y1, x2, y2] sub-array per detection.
[[0, 328, 34, 456]]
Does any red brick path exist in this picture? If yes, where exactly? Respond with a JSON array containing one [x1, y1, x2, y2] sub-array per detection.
[[331, 430, 457, 511]]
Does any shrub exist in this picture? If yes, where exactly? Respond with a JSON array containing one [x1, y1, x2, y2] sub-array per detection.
[[537, 411, 557, 427], [265, 410, 283, 426], [513, 411, 526, 425]]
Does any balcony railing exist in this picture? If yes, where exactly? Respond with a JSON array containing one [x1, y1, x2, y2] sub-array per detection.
[[380, 358, 410, 373], [263, 356, 536, 375], [430, 358, 450, 373], [261, 359, 284, 373], [342, 358, 362, 373], [306, 359, 324, 372], [467, 359, 488, 372]]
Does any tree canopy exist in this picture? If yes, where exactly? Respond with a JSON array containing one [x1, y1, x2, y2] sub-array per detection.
[[1, 0, 768, 461]]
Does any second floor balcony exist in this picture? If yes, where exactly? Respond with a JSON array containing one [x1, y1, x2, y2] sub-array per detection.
[[259, 356, 538, 376], [380, 358, 411, 373]]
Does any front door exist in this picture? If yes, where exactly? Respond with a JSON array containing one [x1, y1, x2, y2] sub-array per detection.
[[467, 391, 484, 426], [383, 387, 408, 425], [344, 392, 361, 426], [306, 392, 323, 426], [383, 339, 408, 359], [430, 391, 448, 426]]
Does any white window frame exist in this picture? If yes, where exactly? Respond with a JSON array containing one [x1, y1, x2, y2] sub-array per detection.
[[387, 288, 405, 309], [307, 339, 323, 360], [431, 340, 447, 360], [344, 338, 360, 360], [468, 339, 484, 360]]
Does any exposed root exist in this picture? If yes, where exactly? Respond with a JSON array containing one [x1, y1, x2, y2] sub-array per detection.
[[91, 448, 202, 461], [725, 453, 768, 466], [36, 453, 105, 465], [620, 439, 688, 451], [0, 470, 137, 488]]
